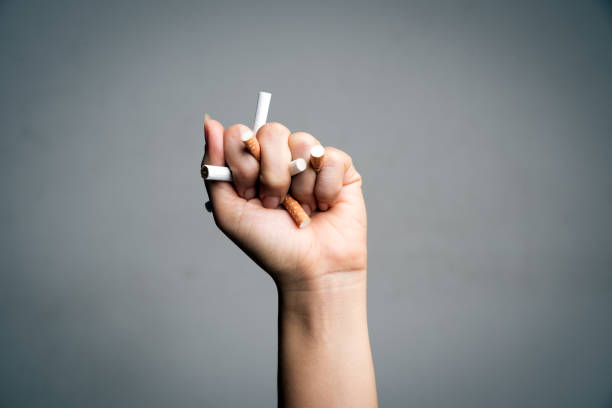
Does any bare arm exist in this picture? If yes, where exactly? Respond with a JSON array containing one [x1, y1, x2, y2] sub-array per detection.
[[279, 277, 377, 407], [202, 117, 377, 407]]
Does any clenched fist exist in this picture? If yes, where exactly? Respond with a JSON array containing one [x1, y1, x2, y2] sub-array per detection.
[[201, 119, 367, 292]]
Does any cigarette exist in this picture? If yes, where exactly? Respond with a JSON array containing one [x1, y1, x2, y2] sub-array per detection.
[[310, 145, 325, 172], [253, 91, 271, 135], [282, 195, 310, 228], [241, 129, 260, 161], [201, 159, 307, 181], [289, 158, 307, 176], [201, 164, 232, 181], [241, 92, 271, 160]]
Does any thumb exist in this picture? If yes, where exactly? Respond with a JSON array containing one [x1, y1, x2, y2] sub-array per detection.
[[203, 117, 225, 166], [202, 117, 243, 228]]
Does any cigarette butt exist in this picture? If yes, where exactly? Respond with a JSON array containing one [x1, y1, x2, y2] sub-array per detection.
[[241, 129, 260, 161], [289, 158, 307, 176], [310, 145, 325, 172], [201, 164, 232, 181], [282, 195, 310, 228], [202, 160, 306, 181], [204, 113, 210, 122]]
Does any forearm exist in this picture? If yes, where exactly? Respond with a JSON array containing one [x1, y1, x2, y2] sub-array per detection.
[[277, 273, 377, 407]]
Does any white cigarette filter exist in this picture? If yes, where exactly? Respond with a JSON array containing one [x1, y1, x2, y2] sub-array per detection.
[[201, 165, 232, 181], [289, 158, 307, 176], [202, 160, 306, 181], [253, 91, 271, 135], [310, 145, 325, 172]]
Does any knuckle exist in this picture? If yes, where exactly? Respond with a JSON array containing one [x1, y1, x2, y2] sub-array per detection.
[[291, 131, 313, 139], [224, 124, 244, 140], [289, 131, 317, 148], [258, 122, 289, 139], [324, 146, 352, 167], [321, 148, 353, 175], [225, 124, 243, 134]]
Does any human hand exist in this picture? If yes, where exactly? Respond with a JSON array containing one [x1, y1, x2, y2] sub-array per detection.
[[202, 119, 366, 292]]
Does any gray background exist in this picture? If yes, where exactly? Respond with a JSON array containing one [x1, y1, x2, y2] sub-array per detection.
[[1, 0, 611, 406]]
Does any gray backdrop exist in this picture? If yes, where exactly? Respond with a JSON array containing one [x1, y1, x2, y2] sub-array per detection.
[[1, 0, 611, 406]]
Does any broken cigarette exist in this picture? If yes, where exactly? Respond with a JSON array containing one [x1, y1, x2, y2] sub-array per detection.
[[310, 145, 325, 172], [201, 158, 307, 181], [290, 158, 307, 176], [241, 129, 260, 161], [282, 195, 310, 228], [253, 91, 271, 135], [240, 91, 271, 160]]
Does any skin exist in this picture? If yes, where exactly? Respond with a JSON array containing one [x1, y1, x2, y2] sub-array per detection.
[[202, 118, 377, 407]]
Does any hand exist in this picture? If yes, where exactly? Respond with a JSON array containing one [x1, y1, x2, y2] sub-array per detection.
[[202, 119, 366, 291]]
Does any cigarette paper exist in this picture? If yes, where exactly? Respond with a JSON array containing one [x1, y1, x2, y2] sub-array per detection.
[[241, 129, 260, 161], [282, 195, 310, 228], [253, 91, 271, 135], [201, 160, 307, 181], [310, 145, 325, 172]]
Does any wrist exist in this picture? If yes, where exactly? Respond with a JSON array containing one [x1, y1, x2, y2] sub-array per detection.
[[278, 270, 368, 332], [276, 267, 367, 293]]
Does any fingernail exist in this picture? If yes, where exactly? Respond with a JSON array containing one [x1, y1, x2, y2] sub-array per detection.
[[302, 204, 311, 215], [244, 188, 256, 200], [262, 196, 280, 209], [319, 203, 329, 211]]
